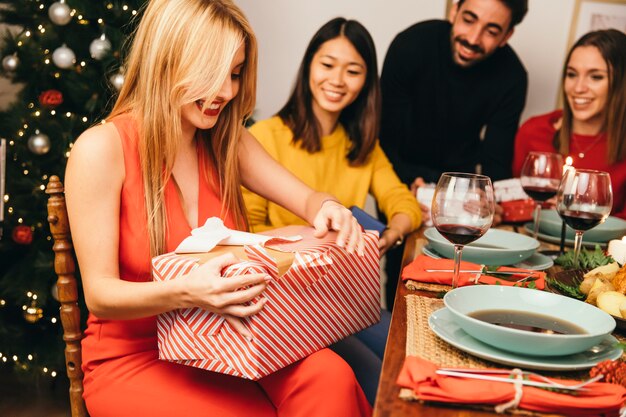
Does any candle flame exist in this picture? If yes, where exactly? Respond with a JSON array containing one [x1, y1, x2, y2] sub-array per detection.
[[622, 236, 626, 243], [565, 156, 573, 166]]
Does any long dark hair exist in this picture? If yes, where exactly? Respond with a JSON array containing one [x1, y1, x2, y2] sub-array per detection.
[[277, 17, 380, 165], [554, 29, 626, 164]]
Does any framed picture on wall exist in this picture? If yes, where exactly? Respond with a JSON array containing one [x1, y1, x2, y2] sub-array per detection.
[[445, 0, 455, 17], [570, 0, 626, 46]]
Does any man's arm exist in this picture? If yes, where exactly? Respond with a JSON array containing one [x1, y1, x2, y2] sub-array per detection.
[[481, 69, 528, 181], [380, 31, 442, 185]]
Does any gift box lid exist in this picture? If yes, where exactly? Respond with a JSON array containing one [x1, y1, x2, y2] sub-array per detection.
[[177, 225, 340, 276]]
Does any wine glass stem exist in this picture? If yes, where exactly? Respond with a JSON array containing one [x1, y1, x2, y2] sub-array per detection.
[[573, 231, 584, 268], [452, 244, 464, 289], [532, 203, 541, 239]]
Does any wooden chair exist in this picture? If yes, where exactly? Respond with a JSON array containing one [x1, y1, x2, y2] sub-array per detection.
[[46, 175, 88, 417]]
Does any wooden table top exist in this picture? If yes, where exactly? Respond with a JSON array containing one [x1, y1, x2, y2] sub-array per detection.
[[373, 224, 562, 417]]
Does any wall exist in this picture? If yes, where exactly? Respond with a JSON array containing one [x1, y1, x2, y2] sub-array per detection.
[[238, 0, 445, 121], [0, 23, 21, 111], [237, 0, 580, 124]]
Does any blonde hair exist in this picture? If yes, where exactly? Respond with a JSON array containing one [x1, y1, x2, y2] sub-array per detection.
[[109, 0, 257, 256]]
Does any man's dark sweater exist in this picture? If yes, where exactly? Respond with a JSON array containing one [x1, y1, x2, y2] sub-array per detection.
[[379, 20, 528, 184]]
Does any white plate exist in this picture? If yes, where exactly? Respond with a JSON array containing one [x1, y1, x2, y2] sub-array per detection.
[[422, 245, 554, 270], [523, 223, 606, 248], [429, 307, 622, 371]]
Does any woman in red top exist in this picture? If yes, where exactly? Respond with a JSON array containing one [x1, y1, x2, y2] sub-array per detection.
[[64, 1, 370, 416], [513, 29, 626, 219]]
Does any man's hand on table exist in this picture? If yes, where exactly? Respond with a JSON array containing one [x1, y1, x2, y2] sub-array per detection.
[[411, 176, 503, 226]]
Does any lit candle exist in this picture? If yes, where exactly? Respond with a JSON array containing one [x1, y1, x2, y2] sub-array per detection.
[[608, 237, 626, 265], [559, 157, 574, 254]]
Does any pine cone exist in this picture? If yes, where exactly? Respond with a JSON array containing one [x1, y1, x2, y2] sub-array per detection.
[[590, 359, 626, 387]]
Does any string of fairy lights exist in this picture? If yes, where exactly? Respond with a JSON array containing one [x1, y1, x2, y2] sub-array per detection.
[[1, 0, 140, 378]]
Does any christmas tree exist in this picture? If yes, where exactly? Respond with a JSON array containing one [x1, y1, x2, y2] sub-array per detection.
[[0, 0, 145, 380]]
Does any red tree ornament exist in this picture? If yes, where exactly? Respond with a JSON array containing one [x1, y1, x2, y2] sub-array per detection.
[[38, 89, 63, 108], [12, 225, 33, 245]]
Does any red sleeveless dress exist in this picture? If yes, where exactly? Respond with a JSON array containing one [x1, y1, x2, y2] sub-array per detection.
[[81, 115, 371, 417]]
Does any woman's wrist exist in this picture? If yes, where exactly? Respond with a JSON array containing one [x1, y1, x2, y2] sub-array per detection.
[[385, 227, 404, 247]]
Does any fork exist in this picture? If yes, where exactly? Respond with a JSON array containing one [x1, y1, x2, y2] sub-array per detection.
[[425, 269, 533, 275], [437, 368, 604, 391]]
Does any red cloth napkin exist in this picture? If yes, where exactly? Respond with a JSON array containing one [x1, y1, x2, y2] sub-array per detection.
[[397, 356, 626, 416], [401, 255, 545, 289]]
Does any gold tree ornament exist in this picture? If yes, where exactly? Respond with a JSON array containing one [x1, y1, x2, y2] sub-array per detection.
[[23, 302, 44, 323]]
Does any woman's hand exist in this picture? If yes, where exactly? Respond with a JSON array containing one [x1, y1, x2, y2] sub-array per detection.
[[409, 176, 426, 195], [493, 203, 503, 226], [312, 200, 365, 255], [379, 227, 402, 256], [182, 253, 271, 340]]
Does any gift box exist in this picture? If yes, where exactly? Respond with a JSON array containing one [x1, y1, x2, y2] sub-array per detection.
[[500, 199, 536, 223], [152, 225, 381, 380]]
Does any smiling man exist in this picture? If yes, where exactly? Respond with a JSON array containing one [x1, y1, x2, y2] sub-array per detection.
[[379, 0, 528, 309]]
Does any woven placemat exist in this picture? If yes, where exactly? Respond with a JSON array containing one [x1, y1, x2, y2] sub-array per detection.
[[405, 279, 449, 293], [399, 294, 591, 416]]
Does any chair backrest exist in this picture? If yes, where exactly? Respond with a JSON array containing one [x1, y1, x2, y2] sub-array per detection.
[[46, 175, 88, 417]]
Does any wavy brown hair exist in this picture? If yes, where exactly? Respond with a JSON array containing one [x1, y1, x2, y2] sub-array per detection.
[[277, 17, 380, 165], [109, 0, 257, 256], [554, 29, 626, 165]]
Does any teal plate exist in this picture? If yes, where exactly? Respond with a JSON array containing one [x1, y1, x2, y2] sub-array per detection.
[[429, 307, 622, 371], [523, 223, 606, 248], [424, 227, 539, 266], [537, 209, 626, 243], [422, 245, 553, 270]]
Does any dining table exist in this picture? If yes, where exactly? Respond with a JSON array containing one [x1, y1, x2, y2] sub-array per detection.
[[372, 223, 574, 417]]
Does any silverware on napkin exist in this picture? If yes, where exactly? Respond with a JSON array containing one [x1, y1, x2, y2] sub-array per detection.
[[436, 368, 603, 391], [424, 269, 534, 275]]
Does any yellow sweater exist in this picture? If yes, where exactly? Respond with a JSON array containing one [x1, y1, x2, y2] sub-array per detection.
[[244, 116, 421, 232]]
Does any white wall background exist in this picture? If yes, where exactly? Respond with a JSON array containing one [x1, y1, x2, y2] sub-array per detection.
[[238, 0, 446, 121], [236, 0, 610, 125]]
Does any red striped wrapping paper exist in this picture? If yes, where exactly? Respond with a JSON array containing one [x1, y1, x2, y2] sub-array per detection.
[[151, 231, 380, 380]]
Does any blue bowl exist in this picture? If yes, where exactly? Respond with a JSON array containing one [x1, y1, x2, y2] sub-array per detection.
[[538, 209, 626, 243], [444, 285, 616, 356], [424, 227, 539, 266]]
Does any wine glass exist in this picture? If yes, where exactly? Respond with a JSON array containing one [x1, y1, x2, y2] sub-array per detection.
[[432, 173, 495, 288], [556, 169, 613, 267], [520, 151, 564, 238]]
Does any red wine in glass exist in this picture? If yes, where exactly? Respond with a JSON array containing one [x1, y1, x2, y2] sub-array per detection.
[[432, 173, 495, 288], [521, 185, 558, 202], [559, 210, 605, 231], [519, 152, 563, 238], [436, 224, 486, 245], [556, 169, 613, 267]]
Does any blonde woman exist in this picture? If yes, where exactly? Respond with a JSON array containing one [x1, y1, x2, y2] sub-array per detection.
[[65, 1, 370, 416]]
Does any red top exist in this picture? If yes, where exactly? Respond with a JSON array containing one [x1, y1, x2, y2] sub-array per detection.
[[79, 114, 371, 417], [513, 110, 626, 219], [82, 114, 236, 376]]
